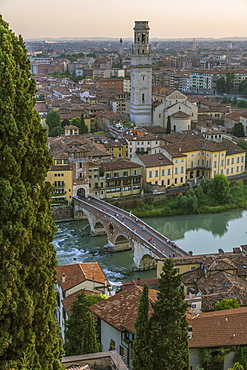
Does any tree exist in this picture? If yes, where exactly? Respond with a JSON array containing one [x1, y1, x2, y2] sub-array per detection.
[[232, 122, 245, 137], [166, 115, 171, 134], [64, 291, 101, 356], [61, 119, 70, 128], [132, 283, 152, 370], [217, 77, 226, 94], [71, 117, 81, 128], [49, 126, 65, 137], [226, 72, 235, 93], [0, 16, 63, 369], [239, 78, 247, 95], [80, 113, 88, 134], [215, 298, 240, 311], [210, 174, 230, 205], [228, 363, 244, 370], [46, 109, 61, 132], [231, 95, 238, 106], [86, 293, 107, 307], [150, 259, 189, 370]]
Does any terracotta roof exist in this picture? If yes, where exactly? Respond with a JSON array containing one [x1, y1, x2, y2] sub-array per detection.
[[56, 262, 108, 292], [188, 307, 247, 348], [170, 111, 190, 118], [95, 157, 141, 171], [136, 153, 173, 168], [90, 285, 157, 332]]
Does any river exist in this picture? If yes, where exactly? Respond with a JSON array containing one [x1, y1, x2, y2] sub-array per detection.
[[54, 209, 247, 282]]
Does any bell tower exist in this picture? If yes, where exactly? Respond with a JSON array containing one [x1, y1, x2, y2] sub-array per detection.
[[130, 21, 152, 126]]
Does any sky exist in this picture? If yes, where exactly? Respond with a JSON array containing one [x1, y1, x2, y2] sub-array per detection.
[[1, 0, 247, 40]]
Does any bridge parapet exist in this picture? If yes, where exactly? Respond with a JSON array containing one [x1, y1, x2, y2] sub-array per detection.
[[73, 196, 187, 269]]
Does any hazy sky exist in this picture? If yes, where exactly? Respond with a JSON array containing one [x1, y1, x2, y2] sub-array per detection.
[[1, 0, 247, 40]]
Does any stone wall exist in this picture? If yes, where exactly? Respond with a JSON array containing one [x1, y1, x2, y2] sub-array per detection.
[[52, 205, 73, 222]]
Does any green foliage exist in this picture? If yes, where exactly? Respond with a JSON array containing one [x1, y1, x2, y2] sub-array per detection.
[[80, 114, 88, 134], [239, 78, 247, 95], [200, 347, 231, 364], [232, 122, 245, 137], [64, 291, 101, 356], [132, 283, 152, 370], [232, 95, 238, 106], [150, 259, 189, 369], [217, 72, 235, 94], [86, 293, 107, 306], [210, 174, 230, 205], [49, 126, 65, 137], [234, 346, 247, 368], [0, 15, 63, 369], [228, 363, 245, 370], [215, 298, 240, 310], [46, 109, 61, 132], [71, 117, 81, 128], [237, 100, 247, 108], [166, 115, 171, 134], [61, 119, 70, 128]]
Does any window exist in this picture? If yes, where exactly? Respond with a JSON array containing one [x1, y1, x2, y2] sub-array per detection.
[[190, 266, 196, 271], [227, 159, 230, 165], [167, 169, 171, 175], [162, 169, 165, 176], [190, 161, 194, 167], [114, 172, 119, 178], [119, 345, 124, 356], [123, 171, 128, 177], [57, 160, 62, 164], [231, 168, 234, 173], [226, 168, 229, 174], [232, 158, 234, 164], [155, 170, 158, 177], [197, 160, 200, 166], [175, 168, 178, 174], [181, 177, 183, 183], [181, 167, 184, 173], [213, 171, 216, 176], [221, 160, 224, 166], [175, 178, 177, 184], [109, 340, 115, 351], [64, 159, 68, 164], [149, 171, 152, 178], [142, 93, 145, 103], [167, 179, 170, 185], [106, 173, 111, 179], [237, 157, 240, 163], [174, 268, 180, 274], [214, 161, 217, 168]]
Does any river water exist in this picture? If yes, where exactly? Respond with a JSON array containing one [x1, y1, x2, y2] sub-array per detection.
[[54, 209, 247, 282]]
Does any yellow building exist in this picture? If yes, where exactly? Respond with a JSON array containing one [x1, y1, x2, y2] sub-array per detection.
[[46, 152, 73, 204], [88, 157, 142, 199], [102, 138, 128, 159]]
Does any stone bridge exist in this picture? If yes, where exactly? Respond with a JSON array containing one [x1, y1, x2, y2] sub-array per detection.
[[73, 196, 188, 270]]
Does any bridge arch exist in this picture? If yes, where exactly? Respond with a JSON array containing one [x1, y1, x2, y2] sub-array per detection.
[[74, 209, 86, 220], [139, 254, 157, 270], [113, 235, 131, 252], [77, 187, 86, 198], [94, 221, 106, 236]]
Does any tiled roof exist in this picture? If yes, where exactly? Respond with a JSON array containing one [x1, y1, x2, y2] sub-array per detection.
[[90, 285, 157, 331], [56, 262, 108, 292], [170, 111, 190, 118], [188, 307, 247, 348], [95, 157, 141, 171], [136, 153, 173, 168]]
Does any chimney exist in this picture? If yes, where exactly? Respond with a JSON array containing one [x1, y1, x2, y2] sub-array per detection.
[[137, 277, 140, 286], [188, 251, 193, 256], [62, 273, 66, 283], [73, 257, 77, 264]]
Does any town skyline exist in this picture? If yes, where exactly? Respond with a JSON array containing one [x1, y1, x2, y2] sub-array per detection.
[[2, 0, 247, 40]]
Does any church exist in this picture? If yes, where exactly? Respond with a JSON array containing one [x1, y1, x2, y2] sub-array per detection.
[[130, 21, 198, 131]]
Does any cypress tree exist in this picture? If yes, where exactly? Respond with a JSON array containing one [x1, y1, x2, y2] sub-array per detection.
[[166, 115, 171, 134], [150, 259, 189, 370], [132, 283, 152, 370], [0, 16, 63, 369], [64, 291, 101, 356]]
